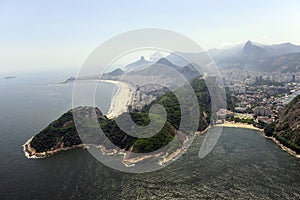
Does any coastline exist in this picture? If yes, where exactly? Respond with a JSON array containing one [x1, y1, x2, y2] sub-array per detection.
[[23, 79, 299, 163], [214, 121, 300, 159], [22, 79, 136, 160], [195, 125, 211, 136], [214, 121, 263, 131], [265, 136, 300, 159], [25, 120, 299, 163], [23, 137, 87, 159], [101, 80, 134, 119], [23, 134, 191, 166]]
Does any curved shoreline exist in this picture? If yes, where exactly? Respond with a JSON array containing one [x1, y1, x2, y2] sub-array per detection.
[[23, 137, 87, 159], [23, 136, 191, 166], [214, 121, 300, 159], [101, 80, 134, 119], [24, 120, 299, 162]]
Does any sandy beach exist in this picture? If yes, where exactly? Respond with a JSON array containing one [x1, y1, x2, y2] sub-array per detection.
[[101, 80, 134, 119], [214, 121, 263, 131], [24, 79, 299, 164]]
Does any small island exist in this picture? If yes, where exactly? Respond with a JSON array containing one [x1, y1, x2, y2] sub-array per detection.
[[3, 76, 16, 79]]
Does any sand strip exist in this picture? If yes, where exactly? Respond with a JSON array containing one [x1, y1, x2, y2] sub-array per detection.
[[101, 80, 134, 119], [214, 121, 263, 131]]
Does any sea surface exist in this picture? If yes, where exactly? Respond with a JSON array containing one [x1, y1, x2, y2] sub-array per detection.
[[0, 76, 300, 200]]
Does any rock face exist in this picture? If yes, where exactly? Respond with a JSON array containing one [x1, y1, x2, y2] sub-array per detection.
[[274, 95, 300, 153], [242, 40, 267, 58]]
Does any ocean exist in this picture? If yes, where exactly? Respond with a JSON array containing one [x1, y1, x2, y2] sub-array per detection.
[[0, 75, 300, 199]]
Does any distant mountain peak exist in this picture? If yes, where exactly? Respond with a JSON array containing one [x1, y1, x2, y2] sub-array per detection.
[[156, 58, 174, 65], [140, 56, 145, 61], [282, 42, 292, 45], [243, 40, 266, 57], [244, 40, 254, 49], [126, 56, 150, 69], [245, 40, 252, 46], [106, 68, 124, 76]]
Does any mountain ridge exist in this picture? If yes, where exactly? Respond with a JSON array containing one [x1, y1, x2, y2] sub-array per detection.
[[212, 41, 300, 71]]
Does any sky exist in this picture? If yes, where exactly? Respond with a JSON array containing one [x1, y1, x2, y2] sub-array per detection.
[[0, 0, 300, 74]]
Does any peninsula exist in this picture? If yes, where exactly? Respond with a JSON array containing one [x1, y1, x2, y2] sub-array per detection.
[[23, 77, 213, 165]]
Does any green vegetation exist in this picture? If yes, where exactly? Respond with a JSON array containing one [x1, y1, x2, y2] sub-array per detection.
[[273, 134, 300, 154], [228, 116, 254, 124], [262, 95, 300, 154], [31, 76, 300, 157], [30, 77, 228, 155], [31, 111, 81, 152], [264, 122, 275, 137]]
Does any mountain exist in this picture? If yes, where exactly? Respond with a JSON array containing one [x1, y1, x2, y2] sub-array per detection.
[[212, 41, 300, 71], [125, 56, 151, 69], [208, 44, 244, 61], [123, 58, 202, 85], [242, 40, 268, 58], [179, 63, 202, 80], [101, 68, 124, 80], [266, 43, 300, 56], [156, 57, 181, 71], [259, 52, 300, 72], [166, 51, 211, 67], [264, 95, 300, 154], [211, 41, 300, 60], [126, 58, 179, 76], [105, 68, 124, 76]]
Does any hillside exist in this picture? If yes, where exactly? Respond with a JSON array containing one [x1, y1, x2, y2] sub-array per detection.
[[259, 53, 300, 72], [27, 77, 213, 157], [265, 95, 300, 154], [212, 41, 300, 72], [125, 56, 151, 69]]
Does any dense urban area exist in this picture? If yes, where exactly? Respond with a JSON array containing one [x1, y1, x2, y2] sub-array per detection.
[[219, 69, 300, 126]]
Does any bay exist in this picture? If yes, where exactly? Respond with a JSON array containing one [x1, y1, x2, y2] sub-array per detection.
[[0, 76, 299, 199]]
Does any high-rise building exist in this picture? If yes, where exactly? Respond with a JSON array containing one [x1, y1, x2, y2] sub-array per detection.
[[291, 75, 296, 82], [254, 107, 271, 117]]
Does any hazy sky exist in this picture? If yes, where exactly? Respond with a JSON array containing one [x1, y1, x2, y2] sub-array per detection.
[[1, 0, 300, 74]]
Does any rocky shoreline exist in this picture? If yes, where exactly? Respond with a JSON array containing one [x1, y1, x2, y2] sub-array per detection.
[[23, 131, 201, 166], [23, 137, 191, 166], [265, 135, 300, 159], [23, 137, 87, 159], [24, 121, 299, 164]]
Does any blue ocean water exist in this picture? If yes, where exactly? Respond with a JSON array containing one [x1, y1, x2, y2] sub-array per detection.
[[0, 75, 299, 199]]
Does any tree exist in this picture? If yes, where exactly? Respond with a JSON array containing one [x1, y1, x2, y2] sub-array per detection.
[[264, 122, 275, 137]]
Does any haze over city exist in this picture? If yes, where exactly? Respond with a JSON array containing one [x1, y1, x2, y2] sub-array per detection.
[[1, 1, 300, 199], [1, 0, 300, 74]]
